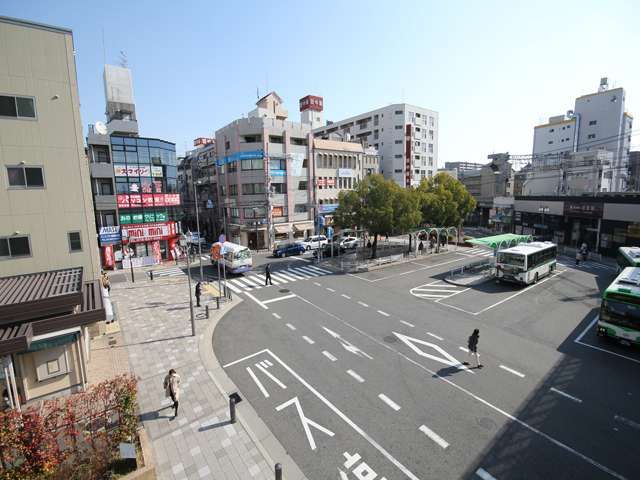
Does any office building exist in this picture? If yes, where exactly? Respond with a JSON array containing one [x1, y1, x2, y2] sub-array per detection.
[[0, 16, 106, 408], [313, 103, 438, 188], [87, 65, 181, 268], [532, 78, 633, 191]]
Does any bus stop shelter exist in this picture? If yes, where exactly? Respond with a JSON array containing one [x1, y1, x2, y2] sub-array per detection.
[[468, 233, 532, 255]]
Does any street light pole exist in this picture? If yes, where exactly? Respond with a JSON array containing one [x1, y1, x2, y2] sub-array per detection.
[[182, 234, 196, 336], [194, 180, 204, 282]]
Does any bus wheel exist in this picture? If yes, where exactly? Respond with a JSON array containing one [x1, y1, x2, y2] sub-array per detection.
[[534, 273, 539, 284]]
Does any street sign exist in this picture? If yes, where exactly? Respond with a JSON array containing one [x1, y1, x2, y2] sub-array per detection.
[[218, 234, 226, 244], [326, 226, 334, 240], [179, 234, 188, 247], [206, 199, 214, 209]]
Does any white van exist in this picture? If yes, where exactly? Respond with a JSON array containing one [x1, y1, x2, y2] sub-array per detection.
[[300, 235, 328, 251]]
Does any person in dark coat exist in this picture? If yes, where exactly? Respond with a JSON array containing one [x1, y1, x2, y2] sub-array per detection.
[[195, 282, 202, 307], [265, 263, 273, 286], [418, 241, 424, 255], [463, 328, 482, 368]]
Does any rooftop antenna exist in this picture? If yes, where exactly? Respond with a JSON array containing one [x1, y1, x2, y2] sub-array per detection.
[[119, 50, 128, 68]]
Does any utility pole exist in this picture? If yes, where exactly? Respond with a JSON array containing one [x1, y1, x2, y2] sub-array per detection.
[[181, 234, 196, 336], [194, 179, 204, 282]]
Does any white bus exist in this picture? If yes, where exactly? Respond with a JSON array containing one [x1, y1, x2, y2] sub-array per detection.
[[495, 241, 557, 285], [616, 246, 640, 272], [211, 241, 252, 274]]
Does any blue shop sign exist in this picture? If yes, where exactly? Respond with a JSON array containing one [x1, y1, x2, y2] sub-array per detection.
[[99, 226, 121, 245], [319, 203, 339, 214], [271, 169, 286, 177], [216, 150, 264, 166]]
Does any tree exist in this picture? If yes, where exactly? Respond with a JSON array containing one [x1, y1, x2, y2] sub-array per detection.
[[333, 174, 421, 258], [416, 172, 476, 228]]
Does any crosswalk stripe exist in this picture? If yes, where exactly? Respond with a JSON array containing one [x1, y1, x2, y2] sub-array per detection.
[[252, 273, 279, 285], [223, 281, 242, 294], [285, 269, 308, 280], [274, 271, 298, 282], [305, 265, 332, 274], [246, 275, 269, 287], [234, 277, 260, 289], [270, 273, 290, 284], [295, 267, 321, 277]]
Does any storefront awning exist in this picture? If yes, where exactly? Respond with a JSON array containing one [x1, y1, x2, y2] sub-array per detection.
[[274, 224, 291, 234], [293, 222, 314, 232], [468, 234, 532, 250]]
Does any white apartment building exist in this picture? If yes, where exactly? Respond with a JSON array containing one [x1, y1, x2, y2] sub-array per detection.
[[532, 78, 633, 192], [313, 103, 438, 188]]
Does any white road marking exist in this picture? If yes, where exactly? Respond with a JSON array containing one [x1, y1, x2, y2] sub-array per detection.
[[269, 273, 290, 284], [459, 346, 469, 353], [394, 332, 470, 372], [550, 387, 582, 403], [574, 315, 640, 365], [263, 293, 297, 304], [269, 300, 628, 480], [286, 323, 296, 331], [418, 424, 449, 449], [297, 267, 321, 277], [234, 277, 260, 289], [246, 367, 269, 398], [314, 281, 322, 286], [378, 394, 401, 411], [275, 396, 335, 451], [322, 326, 373, 359], [247, 275, 272, 287], [476, 467, 498, 480], [351, 256, 472, 283], [274, 271, 298, 282], [285, 269, 308, 280], [244, 291, 268, 309], [357, 301, 369, 307], [306, 265, 333, 274], [499, 365, 525, 378], [322, 351, 337, 362], [341, 294, 351, 299], [346, 369, 365, 383], [400, 320, 415, 328], [614, 414, 640, 431], [255, 363, 287, 389], [223, 281, 242, 294], [326, 287, 336, 292], [264, 359, 273, 367], [272, 313, 281, 320], [302, 335, 315, 345], [377, 310, 390, 317], [426, 332, 443, 341]]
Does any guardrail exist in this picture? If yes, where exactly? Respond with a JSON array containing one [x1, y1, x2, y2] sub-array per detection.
[[448, 258, 494, 279]]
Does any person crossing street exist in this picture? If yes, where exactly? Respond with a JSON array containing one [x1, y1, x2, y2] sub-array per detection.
[[264, 263, 273, 286], [463, 328, 482, 369]]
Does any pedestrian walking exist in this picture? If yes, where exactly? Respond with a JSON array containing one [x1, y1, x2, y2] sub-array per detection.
[[463, 329, 482, 368], [418, 241, 424, 255], [101, 270, 111, 294], [264, 263, 273, 286], [195, 281, 202, 307], [163, 369, 181, 418]]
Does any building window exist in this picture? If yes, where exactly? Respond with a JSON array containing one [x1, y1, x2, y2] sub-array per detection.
[[290, 137, 308, 146], [34, 346, 68, 381], [271, 182, 287, 194], [395, 140, 402, 144], [394, 110, 403, 115], [548, 140, 553, 144], [68, 231, 82, 252], [229, 184, 238, 196], [294, 204, 307, 213], [241, 158, 264, 170], [588, 120, 597, 126], [230, 208, 240, 218], [429, 116, 434, 126], [241, 134, 262, 143], [587, 134, 596, 139], [394, 125, 403, 130], [244, 207, 266, 218], [269, 158, 286, 171], [6, 166, 45, 188], [227, 162, 237, 173], [394, 169, 403, 173], [98, 179, 114, 195], [224, 140, 230, 150], [0, 235, 31, 258], [394, 154, 403, 159], [302, 158, 308, 168], [269, 135, 284, 144], [242, 183, 266, 195], [428, 144, 434, 153], [298, 181, 308, 190], [0, 95, 36, 119]]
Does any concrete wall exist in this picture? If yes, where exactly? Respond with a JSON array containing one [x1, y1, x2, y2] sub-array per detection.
[[0, 18, 100, 279], [532, 118, 576, 158]]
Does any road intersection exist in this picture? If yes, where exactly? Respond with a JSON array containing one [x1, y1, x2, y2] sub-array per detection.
[[212, 248, 640, 479]]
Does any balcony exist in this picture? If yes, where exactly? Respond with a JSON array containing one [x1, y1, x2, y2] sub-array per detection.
[[94, 194, 117, 210], [90, 163, 114, 179]]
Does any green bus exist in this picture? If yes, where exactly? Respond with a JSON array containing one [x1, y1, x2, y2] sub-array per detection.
[[598, 267, 640, 345], [616, 246, 640, 272]]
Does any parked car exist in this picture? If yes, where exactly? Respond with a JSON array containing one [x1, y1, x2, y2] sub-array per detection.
[[300, 235, 328, 251], [339, 236, 358, 249], [316, 242, 344, 258], [272, 242, 305, 258]]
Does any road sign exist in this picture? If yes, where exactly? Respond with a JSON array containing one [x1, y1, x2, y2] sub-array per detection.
[[179, 234, 188, 247], [326, 226, 334, 240], [218, 234, 226, 244]]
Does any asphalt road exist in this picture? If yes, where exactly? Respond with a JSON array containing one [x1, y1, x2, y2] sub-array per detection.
[[212, 248, 640, 480]]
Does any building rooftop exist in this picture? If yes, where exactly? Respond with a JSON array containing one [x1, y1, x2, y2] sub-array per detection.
[[0, 15, 72, 34]]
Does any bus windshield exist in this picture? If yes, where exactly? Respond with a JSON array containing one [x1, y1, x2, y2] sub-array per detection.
[[497, 253, 525, 267], [601, 298, 640, 329], [234, 249, 251, 260]]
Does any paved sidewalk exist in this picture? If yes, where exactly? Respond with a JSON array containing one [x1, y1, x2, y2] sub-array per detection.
[[111, 276, 276, 480]]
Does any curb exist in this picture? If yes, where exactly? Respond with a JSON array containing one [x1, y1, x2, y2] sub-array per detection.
[[444, 275, 494, 287], [198, 298, 308, 480]]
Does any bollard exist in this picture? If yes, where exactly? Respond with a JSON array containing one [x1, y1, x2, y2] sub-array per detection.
[[275, 463, 282, 480], [216, 297, 220, 309], [149, 270, 154, 281], [205, 305, 209, 319], [229, 397, 236, 424]]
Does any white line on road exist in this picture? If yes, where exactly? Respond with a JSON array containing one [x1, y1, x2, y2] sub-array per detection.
[[272, 313, 281, 320], [378, 394, 401, 411], [284, 296, 627, 480], [326, 287, 336, 292], [341, 294, 351, 299], [246, 367, 269, 398], [419, 424, 449, 449], [244, 291, 268, 309], [574, 316, 640, 365], [459, 346, 469, 353], [322, 351, 337, 362], [357, 301, 369, 307], [426, 332, 443, 341], [285, 323, 296, 331], [377, 310, 390, 317], [364, 256, 472, 283], [399, 320, 415, 328], [499, 365, 525, 378], [255, 363, 287, 389], [346, 369, 365, 383], [223, 281, 242, 294], [550, 387, 582, 403], [476, 468, 498, 480], [614, 414, 640, 431], [314, 282, 322, 286], [302, 336, 315, 345], [263, 293, 297, 304]]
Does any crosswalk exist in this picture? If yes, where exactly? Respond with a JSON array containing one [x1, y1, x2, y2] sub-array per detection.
[[460, 247, 494, 258], [222, 264, 333, 294], [148, 265, 186, 277], [409, 280, 467, 301], [557, 258, 616, 272]]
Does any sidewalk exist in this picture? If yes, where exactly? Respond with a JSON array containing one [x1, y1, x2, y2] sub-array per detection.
[[110, 274, 303, 480]]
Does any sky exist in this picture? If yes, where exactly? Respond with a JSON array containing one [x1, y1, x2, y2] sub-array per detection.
[[3, 0, 640, 163]]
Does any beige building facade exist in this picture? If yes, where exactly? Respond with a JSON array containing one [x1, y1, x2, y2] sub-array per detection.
[[0, 16, 100, 280]]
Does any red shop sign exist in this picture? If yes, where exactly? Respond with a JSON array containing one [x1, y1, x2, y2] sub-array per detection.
[[129, 194, 142, 207], [142, 194, 155, 207], [153, 194, 166, 206], [121, 222, 177, 243], [164, 193, 180, 206], [116, 194, 130, 208]]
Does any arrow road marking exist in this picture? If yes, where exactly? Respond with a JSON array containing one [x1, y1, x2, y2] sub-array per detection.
[[393, 332, 468, 371], [323, 326, 373, 360], [255, 363, 287, 389], [275, 396, 335, 450], [246, 367, 269, 398]]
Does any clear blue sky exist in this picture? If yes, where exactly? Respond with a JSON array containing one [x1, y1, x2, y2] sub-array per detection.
[[3, 0, 639, 162]]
